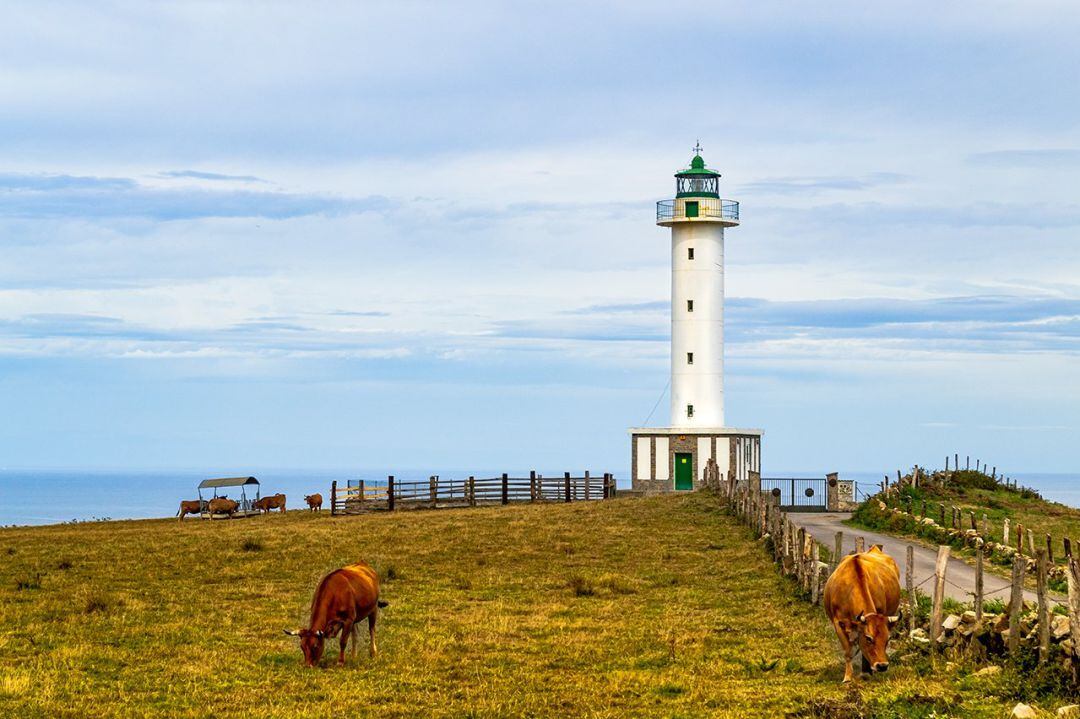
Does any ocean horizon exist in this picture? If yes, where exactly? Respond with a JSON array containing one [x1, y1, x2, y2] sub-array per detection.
[[2, 467, 1077, 527]]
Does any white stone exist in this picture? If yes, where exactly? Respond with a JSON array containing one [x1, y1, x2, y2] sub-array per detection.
[[1011, 703, 1037, 719], [962, 610, 978, 624], [1057, 705, 1080, 718], [942, 614, 962, 631], [909, 628, 930, 646], [974, 665, 1001, 677], [1053, 615, 1071, 640]]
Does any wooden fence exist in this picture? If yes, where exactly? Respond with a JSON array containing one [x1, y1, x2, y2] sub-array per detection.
[[330, 471, 615, 516], [728, 477, 1080, 676]]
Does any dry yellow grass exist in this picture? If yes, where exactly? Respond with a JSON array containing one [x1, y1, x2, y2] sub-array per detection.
[[0, 493, 1033, 717]]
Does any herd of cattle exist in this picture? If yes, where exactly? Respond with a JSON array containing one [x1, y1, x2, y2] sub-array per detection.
[[175, 487, 903, 677], [175, 492, 324, 519]]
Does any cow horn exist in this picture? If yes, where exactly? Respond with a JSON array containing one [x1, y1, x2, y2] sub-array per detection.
[[887, 614, 900, 623], [283, 628, 301, 636], [315, 630, 324, 639], [856, 613, 865, 623]]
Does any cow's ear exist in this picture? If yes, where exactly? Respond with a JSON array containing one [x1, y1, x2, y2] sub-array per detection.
[[870, 544, 884, 552], [855, 613, 865, 624], [887, 613, 901, 626], [315, 630, 324, 639]]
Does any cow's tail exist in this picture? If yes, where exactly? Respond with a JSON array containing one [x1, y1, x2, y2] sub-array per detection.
[[377, 600, 389, 608]]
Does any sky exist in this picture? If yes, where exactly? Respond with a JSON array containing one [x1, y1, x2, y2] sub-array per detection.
[[1, 1, 1079, 477]]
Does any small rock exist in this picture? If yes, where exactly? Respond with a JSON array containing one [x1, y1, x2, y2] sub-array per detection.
[[943, 614, 962, 631], [1012, 703, 1037, 719], [962, 610, 978, 624], [1058, 705, 1080, 719], [1053, 615, 1071, 640], [974, 665, 1001, 677], [910, 628, 930, 646]]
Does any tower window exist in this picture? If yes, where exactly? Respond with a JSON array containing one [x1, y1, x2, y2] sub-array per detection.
[[687, 299, 694, 312], [687, 247, 695, 260], [687, 352, 694, 365], [687, 404, 694, 418]]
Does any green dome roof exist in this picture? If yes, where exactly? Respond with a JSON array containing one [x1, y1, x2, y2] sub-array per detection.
[[676, 154, 719, 177]]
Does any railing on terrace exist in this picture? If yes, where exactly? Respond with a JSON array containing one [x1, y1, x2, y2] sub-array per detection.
[[656, 199, 739, 222]]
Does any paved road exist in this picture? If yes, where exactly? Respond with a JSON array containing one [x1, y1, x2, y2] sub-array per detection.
[[789, 512, 1048, 605]]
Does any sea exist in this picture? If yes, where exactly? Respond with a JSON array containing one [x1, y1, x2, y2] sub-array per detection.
[[0, 468, 1077, 527]]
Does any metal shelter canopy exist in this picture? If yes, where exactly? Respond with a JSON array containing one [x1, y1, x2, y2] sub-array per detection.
[[198, 476, 260, 490]]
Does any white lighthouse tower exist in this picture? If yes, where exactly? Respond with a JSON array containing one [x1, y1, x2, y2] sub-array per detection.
[[629, 147, 762, 491]]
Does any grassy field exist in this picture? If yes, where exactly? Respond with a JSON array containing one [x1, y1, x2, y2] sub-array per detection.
[[0, 493, 1058, 718]]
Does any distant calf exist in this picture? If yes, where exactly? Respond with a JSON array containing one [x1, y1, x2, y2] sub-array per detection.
[[284, 561, 388, 667], [253, 493, 286, 514], [207, 497, 239, 518], [823, 545, 901, 683], [176, 500, 202, 520], [304, 494, 323, 512]]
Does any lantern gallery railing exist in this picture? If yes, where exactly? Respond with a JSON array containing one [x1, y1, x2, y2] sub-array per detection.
[[656, 199, 739, 222]]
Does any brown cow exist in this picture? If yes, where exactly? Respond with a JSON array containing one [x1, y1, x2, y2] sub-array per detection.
[[823, 545, 901, 682], [207, 497, 239, 518], [176, 500, 202, 520], [304, 494, 323, 512], [253, 493, 286, 514], [284, 561, 388, 667]]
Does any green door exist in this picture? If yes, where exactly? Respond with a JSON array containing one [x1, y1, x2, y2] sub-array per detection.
[[685, 201, 699, 218], [675, 453, 693, 490]]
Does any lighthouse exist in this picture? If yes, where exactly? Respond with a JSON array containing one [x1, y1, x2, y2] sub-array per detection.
[[629, 147, 762, 492]]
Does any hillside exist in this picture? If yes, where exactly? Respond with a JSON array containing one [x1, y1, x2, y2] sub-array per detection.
[[851, 469, 1080, 584], [0, 493, 1058, 718]]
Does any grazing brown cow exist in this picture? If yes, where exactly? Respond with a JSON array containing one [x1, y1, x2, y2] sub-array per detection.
[[823, 545, 901, 682], [207, 497, 239, 518], [253, 493, 286, 514], [304, 494, 323, 512], [176, 500, 202, 520], [284, 561, 388, 667]]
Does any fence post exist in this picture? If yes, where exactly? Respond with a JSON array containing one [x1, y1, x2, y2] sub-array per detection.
[[981, 513, 988, 536], [359, 479, 365, 509], [811, 541, 821, 604], [331, 480, 337, 515], [1004, 518, 1010, 546], [1028, 529, 1036, 556], [796, 527, 807, 589], [387, 475, 395, 511], [1037, 548, 1050, 664], [931, 545, 950, 650], [855, 536, 865, 554], [939, 504, 946, 526], [833, 531, 843, 572], [564, 472, 571, 503], [1016, 523, 1024, 554], [905, 545, 916, 634], [1067, 558, 1080, 683], [583, 470, 590, 501], [501, 473, 509, 505], [1066, 537, 1073, 559], [975, 546, 984, 623], [529, 470, 537, 501], [1008, 555, 1025, 654], [468, 476, 476, 507], [430, 476, 437, 507], [1047, 534, 1054, 564]]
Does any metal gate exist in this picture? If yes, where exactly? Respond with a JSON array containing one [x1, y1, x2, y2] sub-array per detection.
[[760, 477, 828, 512]]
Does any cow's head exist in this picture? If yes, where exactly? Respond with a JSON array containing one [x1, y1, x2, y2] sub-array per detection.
[[852, 612, 900, 673], [284, 628, 325, 667]]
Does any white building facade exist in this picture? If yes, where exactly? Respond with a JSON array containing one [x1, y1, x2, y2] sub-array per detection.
[[630, 151, 762, 491]]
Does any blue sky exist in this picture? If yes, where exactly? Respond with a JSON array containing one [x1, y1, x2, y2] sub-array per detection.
[[1, 1, 1079, 476]]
